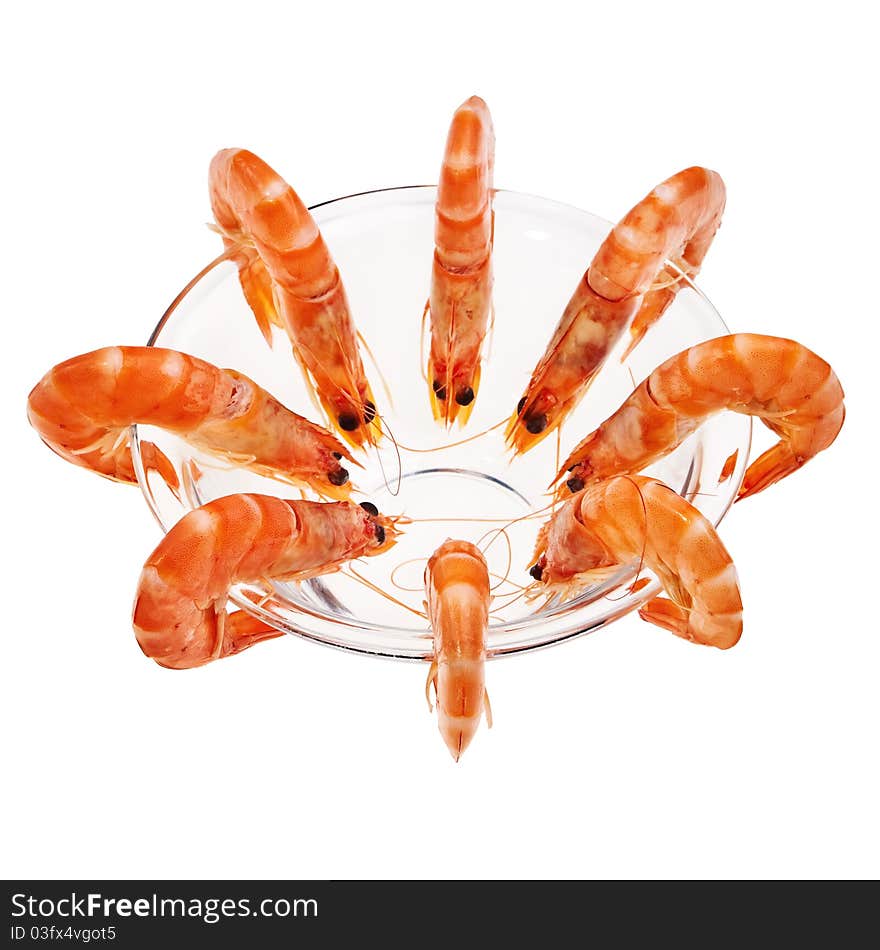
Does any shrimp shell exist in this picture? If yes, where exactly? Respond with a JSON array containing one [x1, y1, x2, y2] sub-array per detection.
[[27, 346, 354, 498], [558, 334, 845, 501], [133, 494, 398, 669], [427, 96, 495, 425], [508, 167, 725, 453], [533, 476, 743, 649], [425, 539, 492, 761], [210, 148, 379, 448]]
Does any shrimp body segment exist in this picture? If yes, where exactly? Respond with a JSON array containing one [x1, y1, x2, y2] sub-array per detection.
[[427, 96, 495, 425], [533, 476, 743, 649], [26, 347, 354, 498], [508, 167, 725, 453], [425, 540, 492, 761], [210, 148, 378, 447], [134, 495, 398, 669], [559, 334, 845, 501]]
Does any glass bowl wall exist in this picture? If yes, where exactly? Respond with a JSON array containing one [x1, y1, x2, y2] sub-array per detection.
[[133, 186, 750, 660]]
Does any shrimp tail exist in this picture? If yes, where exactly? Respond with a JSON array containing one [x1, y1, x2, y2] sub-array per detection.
[[639, 596, 742, 650], [620, 286, 676, 361], [148, 609, 284, 670], [238, 256, 280, 347], [224, 611, 286, 655], [139, 440, 180, 496], [737, 442, 803, 500], [638, 597, 692, 638]]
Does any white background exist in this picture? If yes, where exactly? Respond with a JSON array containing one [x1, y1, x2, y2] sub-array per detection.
[[3, 1, 877, 880]]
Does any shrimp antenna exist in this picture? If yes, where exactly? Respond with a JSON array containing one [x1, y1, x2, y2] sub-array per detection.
[[357, 329, 394, 408], [154, 247, 239, 337], [647, 257, 693, 292], [406, 502, 555, 526], [390, 557, 431, 593], [484, 303, 497, 365], [344, 563, 427, 620], [391, 417, 507, 454], [476, 525, 515, 594], [372, 414, 403, 497], [489, 586, 530, 617]]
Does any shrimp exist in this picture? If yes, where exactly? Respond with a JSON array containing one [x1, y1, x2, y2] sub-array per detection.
[[558, 334, 845, 501], [426, 96, 495, 426], [425, 539, 492, 761], [27, 346, 354, 499], [209, 148, 379, 448], [508, 166, 726, 453], [133, 495, 399, 669], [531, 476, 743, 649]]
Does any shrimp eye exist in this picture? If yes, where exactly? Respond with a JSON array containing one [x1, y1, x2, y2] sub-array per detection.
[[455, 386, 474, 406], [433, 380, 448, 401], [328, 467, 350, 487], [359, 501, 379, 516], [338, 412, 359, 431], [332, 451, 343, 460], [517, 397, 527, 415], [374, 523, 386, 544], [525, 413, 547, 435], [529, 563, 544, 581], [363, 401, 376, 424], [566, 475, 585, 494]]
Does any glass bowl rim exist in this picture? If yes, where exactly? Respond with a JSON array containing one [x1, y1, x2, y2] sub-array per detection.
[[134, 184, 750, 661]]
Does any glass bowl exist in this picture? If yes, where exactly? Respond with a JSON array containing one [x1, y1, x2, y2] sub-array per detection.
[[132, 186, 750, 661]]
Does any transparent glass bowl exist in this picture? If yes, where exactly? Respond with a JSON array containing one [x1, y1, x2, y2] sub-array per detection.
[[133, 186, 750, 660]]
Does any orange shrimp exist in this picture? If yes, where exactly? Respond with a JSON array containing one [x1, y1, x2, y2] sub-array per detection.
[[133, 495, 398, 669], [425, 539, 492, 761], [209, 148, 379, 447], [508, 166, 726, 453], [558, 334, 845, 501], [531, 476, 743, 649], [426, 96, 495, 426], [27, 346, 354, 498]]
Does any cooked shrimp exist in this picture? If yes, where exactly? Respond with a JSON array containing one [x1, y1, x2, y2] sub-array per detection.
[[558, 334, 845, 501], [508, 167, 725, 453], [426, 96, 495, 425], [27, 346, 354, 498], [425, 539, 492, 761], [133, 495, 398, 669], [210, 148, 379, 448], [532, 476, 742, 649]]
